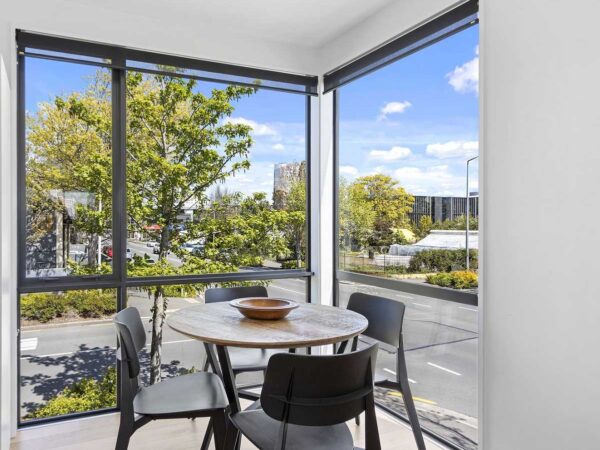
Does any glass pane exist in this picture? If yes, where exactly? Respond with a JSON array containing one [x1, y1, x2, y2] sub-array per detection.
[[24, 57, 113, 278], [337, 25, 479, 294], [19, 289, 117, 421], [336, 24, 479, 449], [125, 70, 307, 278], [338, 282, 478, 449], [126, 278, 308, 385]]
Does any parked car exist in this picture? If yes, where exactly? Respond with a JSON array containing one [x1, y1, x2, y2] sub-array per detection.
[[146, 241, 157, 248]]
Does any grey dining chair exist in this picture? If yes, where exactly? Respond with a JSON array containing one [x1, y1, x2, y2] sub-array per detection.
[[203, 285, 287, 378], [114, 307, 229, 450], [339, 292, 426, 450], [229, 343, 381, 450]]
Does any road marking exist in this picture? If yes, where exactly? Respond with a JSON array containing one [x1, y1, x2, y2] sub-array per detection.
[[21, 338, 195, 359], [427, 362, 462, 376], [383, 368, 416, 384], [458, 306, 478, 312], [387, 391, 436, 405], [20, 338, 38, 351], [146, 339, 194, 347], [270, 286, 304, 295], [457, 419, 478, 430], [412, 302, 431, 308], [395, 294, 414, 300]]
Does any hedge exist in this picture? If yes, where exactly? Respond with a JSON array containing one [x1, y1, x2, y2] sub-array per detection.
[[408, 249, 478, 273], [426, 271, 478, 289], [25, 367, 116, 419], [21, 290, 116, 323]]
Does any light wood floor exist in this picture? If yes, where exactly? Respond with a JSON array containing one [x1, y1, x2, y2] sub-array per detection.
[[10, 405, 444, 450]]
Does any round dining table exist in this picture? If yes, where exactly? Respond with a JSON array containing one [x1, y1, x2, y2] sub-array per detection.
[[167, 301, 368, 450]]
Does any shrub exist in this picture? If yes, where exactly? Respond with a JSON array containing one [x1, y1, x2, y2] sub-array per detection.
[[408, 249, 478, 273], [426, 271, 478, 289], [21, 290, 116, 323], [280, 260, 304, 269], [66, 290, 116, 318], [20, 293, 67, 323], [25, 367, 117, 419]]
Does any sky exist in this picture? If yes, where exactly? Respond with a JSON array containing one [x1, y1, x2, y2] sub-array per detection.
[[25, 24, 478, 200], [338, 24, 479, 197]]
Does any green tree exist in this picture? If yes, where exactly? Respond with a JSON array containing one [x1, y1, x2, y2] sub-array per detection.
[[349, 174, 414, 247], [26, 69, 275, 383], [125, 72, 257, 382], [338, 177, 375, 250], [282, 179, 307, 267]]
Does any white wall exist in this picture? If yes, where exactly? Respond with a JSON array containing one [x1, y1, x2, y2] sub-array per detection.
[[0, 54, 17, 450], [317, 0, 461, 74], [481, 0, 600, 448], [0, 0, 317, 78]]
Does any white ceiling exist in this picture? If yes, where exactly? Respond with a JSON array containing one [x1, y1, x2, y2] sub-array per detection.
[[75, 0, 397, 48]]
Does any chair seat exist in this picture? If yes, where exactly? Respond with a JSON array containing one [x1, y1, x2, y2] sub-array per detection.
[[231, 409, 355, 450], [134, 372, 227, 417], [228, 347, 284, 373]]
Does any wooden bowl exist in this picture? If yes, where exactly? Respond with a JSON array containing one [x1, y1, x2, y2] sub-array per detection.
[[229, 297, 299, 320]]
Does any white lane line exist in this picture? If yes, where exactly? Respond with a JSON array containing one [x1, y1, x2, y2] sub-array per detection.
[[412, 302, 431, 309], [427, 362, 462, 376], [458, 306, 478, 312], [396, 294, 414, 300], [20, 338, 38, 351], [457, 419, 478, 430], [270, 286, 304, 295], [383, 368, 416, 384], [20, 338, 195, 359]]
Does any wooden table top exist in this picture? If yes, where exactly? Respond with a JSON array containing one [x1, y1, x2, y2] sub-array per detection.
[[166, 302, 368, 349]]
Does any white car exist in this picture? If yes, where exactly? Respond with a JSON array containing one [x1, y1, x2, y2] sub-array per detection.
[[146, 241, 157, 248]]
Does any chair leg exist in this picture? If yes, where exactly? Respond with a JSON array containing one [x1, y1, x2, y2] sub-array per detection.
[[355, 414, 361, 426], [212, 411, 229, 450], [200, 417, 214, 450], [364, 392, 381, 450], [115, 417, 133, 450], [397, 347, 426, 450]]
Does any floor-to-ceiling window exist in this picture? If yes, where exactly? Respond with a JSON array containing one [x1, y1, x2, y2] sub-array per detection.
[[17, 32, 315, 424], [331, 3, 479, 449]]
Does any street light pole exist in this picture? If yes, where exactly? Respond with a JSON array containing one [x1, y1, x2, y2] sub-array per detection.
[[466, 156, 479, 270]]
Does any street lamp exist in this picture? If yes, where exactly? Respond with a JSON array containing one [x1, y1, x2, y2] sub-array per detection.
[[466, 156, 479, 270]]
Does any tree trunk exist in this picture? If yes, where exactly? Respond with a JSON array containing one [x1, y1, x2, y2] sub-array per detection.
[[149, 285, 167, 384]]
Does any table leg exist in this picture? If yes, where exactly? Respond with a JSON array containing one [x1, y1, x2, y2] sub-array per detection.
[[216, 345, 241, 450]]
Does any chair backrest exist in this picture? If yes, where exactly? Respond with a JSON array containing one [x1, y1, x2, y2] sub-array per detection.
[[261, 343, 378, 427], [347, 292, 405, 348], [114, 307, 146, 379], [204, 285, 268, 304]]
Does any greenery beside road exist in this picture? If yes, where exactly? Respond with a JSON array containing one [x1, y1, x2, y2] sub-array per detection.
[[426, 271, 478, 289], [21, 290, 116, 323], [25, 368, 116, 419]]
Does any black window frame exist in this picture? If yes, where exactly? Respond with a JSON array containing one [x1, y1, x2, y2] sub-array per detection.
[[16, 30, 315, 427]]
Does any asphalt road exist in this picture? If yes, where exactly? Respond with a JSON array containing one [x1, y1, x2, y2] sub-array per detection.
[[19, 277, 477, 429]]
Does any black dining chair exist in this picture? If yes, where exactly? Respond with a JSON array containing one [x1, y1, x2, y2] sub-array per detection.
[[114, 307, 229, 450], [203, 286, 287, 378], [229, 343, 381, 450], [339, 292, 426, 450]]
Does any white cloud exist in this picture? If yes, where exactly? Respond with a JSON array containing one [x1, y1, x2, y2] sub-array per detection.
[[339, 165, 359, 177], [446, 46, 479, 94], [378, 101, 411, 120], [272, 143, 285, 151], [368, 146, 412, 162], [426, 141, 478, 159], [223, 117, 277, 136], [394, 165, 466, 196]]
